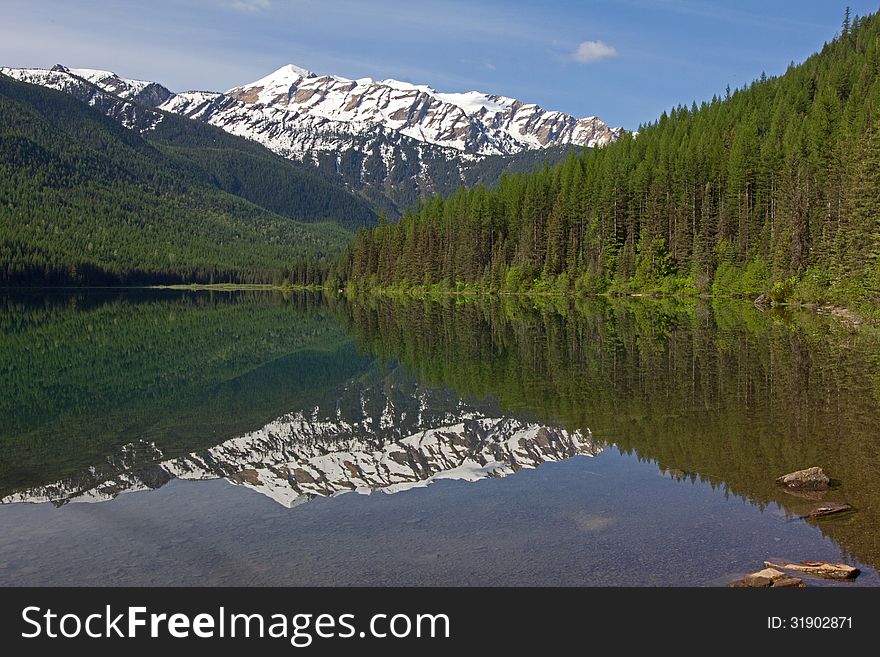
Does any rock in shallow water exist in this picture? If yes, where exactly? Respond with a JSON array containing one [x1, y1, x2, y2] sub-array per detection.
[[727, 568, 805, 588], [772, 577, 806, 588], [775, 467, 830, 491]]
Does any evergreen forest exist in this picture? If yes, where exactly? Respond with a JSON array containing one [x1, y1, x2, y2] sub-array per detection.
[[334, 11, 880, 309]]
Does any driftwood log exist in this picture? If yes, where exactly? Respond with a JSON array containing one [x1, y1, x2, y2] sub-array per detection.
[[763, 560, 860, 580], [806, 503, 853, 518]]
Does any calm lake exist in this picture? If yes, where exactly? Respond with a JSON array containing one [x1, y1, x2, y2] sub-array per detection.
[[1, 289, 878, 586]]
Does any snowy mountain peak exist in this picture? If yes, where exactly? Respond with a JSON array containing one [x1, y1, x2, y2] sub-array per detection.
[[220, 63, 621, 155], [377, 78, 435, 94], [244, 62, 316, 87], [66, 67, 163, 101], [0, 64, 170, 131], [226, 62, 317, 103], [275, 62, 315, 78]]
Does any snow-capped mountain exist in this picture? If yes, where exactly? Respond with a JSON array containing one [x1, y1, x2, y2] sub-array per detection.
[[5, 63, 619, 156], [1, 63, 621, 212], [56, 66, 173, 106], [2, 65, 168, 132], [215, 63, 621, 155]]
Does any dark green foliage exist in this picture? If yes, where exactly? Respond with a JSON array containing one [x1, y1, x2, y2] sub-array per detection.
[[0, 74, 352, 285], [336, 11, 880, 306], [463, 145, 589, 187]]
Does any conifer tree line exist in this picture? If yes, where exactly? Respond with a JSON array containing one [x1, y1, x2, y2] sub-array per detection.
[[333, 10, 880, 305]]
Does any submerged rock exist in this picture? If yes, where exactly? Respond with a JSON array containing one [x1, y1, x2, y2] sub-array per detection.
[[727, 567, 805, 588], [775, 467, 830, 491]]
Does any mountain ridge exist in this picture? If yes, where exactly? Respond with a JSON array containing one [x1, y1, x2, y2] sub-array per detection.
[[20, 62, 620, 155], [219, 62, 621, 155], [2, 63, 620, 216]]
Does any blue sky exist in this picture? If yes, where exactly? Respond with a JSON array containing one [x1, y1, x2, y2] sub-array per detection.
[[1, 0, 876, 130]]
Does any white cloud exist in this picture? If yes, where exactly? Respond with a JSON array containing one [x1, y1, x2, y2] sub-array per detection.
[[225, 0, 271, 12], [571, 40, 617, 64], [460, 58, 497, 71]]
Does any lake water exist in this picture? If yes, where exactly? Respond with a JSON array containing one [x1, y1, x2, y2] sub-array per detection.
[[1, 289, 878, 586]]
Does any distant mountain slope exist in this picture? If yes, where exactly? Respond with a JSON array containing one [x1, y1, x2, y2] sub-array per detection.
[[3, 64, 618, 216], [0, 73, 350, 285], [1, 66, 378, 230]]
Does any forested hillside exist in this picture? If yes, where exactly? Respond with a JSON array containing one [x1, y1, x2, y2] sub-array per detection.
[[148, 118, 378, 231], [334, 10, 880, 307], [0, 74, 351, 285]]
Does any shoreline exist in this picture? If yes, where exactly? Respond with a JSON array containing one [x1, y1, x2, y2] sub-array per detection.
[[149, 283, 323, 291], [339, 287, 880, 330], [2, 284, 876, 328], [0, 283, 324, 291]]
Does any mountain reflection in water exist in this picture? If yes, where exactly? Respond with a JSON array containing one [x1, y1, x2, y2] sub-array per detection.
[[3, 408, 597, 508]]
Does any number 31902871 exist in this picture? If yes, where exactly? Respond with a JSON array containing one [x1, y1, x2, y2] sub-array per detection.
[[768, 616, 852, 629]]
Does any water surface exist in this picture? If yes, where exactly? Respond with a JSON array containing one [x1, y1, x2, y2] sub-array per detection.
[[1, 290, 878, 586]]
